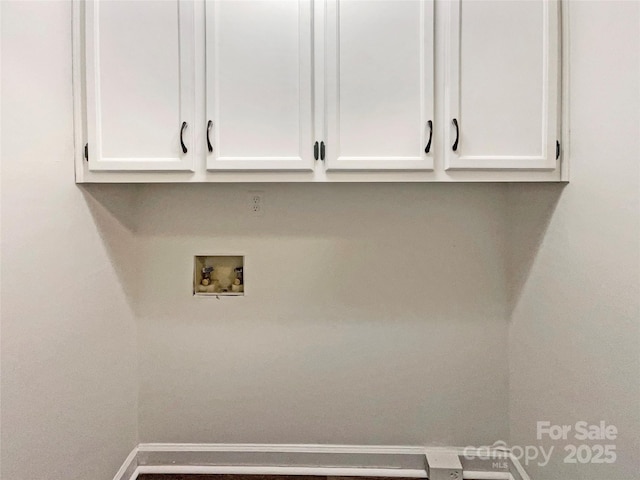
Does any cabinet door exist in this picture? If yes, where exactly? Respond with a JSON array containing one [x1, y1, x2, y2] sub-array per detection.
[[206, 0, 314, 171], [445, 0, 560, 170], [85, 0, 195, 171], [324, 0, 434, 171]]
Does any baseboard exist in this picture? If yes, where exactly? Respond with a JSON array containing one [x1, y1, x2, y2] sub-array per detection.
[[137, 443, 427, 454], [112, 444, 530, 480], [112, 446, 139, 480], [509, 453, 532, 480]]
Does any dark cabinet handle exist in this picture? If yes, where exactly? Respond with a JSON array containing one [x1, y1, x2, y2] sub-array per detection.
[[314, 141, 319, 160], [424, 120, 433, 154], [180, 121, 188, 154], [207, 120, 213, 153], [452, 118, 459, 152], [320, 141, 325, 160]]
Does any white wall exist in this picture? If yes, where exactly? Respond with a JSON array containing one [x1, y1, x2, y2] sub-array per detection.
[[0, 2, 139, 479], [508, 2, 640, 480], [135, 183, 510, 446]]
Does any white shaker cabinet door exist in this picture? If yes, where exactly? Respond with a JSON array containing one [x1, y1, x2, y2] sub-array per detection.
[[85, 0, 195, 171], [205, 0, 314, 171], [445, 0, 560, 170], [324, 0, 435, 171]]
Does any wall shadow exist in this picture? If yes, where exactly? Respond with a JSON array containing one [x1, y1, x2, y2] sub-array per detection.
[[506, 183, 566, 317], [78, 180, 565, 322], [80, 183, 142, 314]]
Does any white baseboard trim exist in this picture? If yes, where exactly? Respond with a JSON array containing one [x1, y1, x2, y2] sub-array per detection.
[[111, 443, 530, 480], [135, 465, 428, 477], [509, 453, 531, 480], [112, 446, 139, 480], [462, 473, 510, 480], [137, 443, 427, 455]]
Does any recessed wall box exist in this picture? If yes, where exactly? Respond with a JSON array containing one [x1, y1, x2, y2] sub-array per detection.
[[194, 255, 244, 297]]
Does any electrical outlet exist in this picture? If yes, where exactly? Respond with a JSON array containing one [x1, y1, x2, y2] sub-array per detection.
[[248, 191, 264, 217]]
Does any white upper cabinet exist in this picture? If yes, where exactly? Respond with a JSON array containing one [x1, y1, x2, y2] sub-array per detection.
[[85, 0, 195, 171], [205, 0, 314, 171], [76, 0, 565, 182], [444, 0, 560, 170], [324, 0, 435, 171]]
